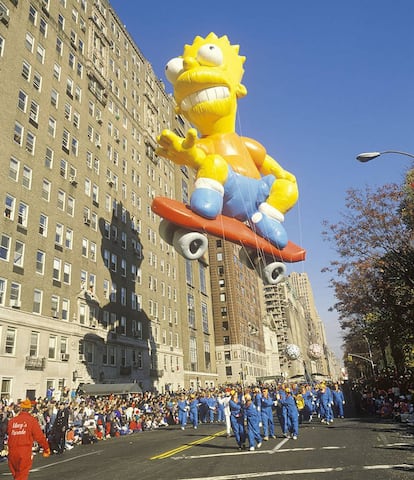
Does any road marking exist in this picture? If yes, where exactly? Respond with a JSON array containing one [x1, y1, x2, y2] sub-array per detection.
[[172, 444, 346, 460], [0, 451, 102, 476], [364, 464, 414, 471], [177, 467, 344, 479], [150, 429, 226, 460], [177, 464, 414, 480]]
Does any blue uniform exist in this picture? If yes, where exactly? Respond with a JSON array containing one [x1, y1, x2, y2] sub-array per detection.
[[244, 401, 262, 449], [177, 399, 189, 429], [189, 398, 200, 428], [260, 393, 275, 438], [279, 394, 299, 438], [332, 387, 345, 418], [229, 398, 246, 449]]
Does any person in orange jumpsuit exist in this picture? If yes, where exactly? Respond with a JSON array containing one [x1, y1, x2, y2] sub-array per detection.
[[7, 398, 50, 480]]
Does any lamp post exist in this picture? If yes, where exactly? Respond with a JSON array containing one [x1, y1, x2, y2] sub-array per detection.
[[356, 150, 414, 162], [347, 353, 376, 379]]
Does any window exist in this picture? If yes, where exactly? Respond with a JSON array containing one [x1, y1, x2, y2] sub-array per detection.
[[28, 5, 37, 25], [10, 282, 20, 306], [25, 32, 34, 52], [39, 17, 47, 37], [44, 147, 54, 169], [0, 278, 6, 305], [55, 223, 63, 245], [53, 63, 61, 81], [201, 302, 209, 334], [8, 157, 19, 181], [39, 214, 48, 236], [48, 335, 57, 359], [29, 101, 39, 124], [36, 44, 45, 64], [14, 122, 23, 146], [33, 71, 42, 91], [56, 36, 63, 56], [36, 250, 45, 274], [17, 202, 28, 227], [48, 117, 56, 137], [4, 194, 15, 220], [53, 258, 61, 281], [25, 131, 36, 154], [22, 60, 31, 81], [57, 190, 65, 211], [13, 241, 24, 268], [63, 263, 71, 284], [41, 179, 51, 201], [29, 331, 39, 357], [22, 166, 32, 189], [33, 289, 42, 314], [5, 327, 16, 355], [51, 89, 59, 107], [18, 90, 28, 112]]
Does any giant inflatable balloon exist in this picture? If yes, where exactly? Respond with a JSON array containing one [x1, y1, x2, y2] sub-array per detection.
[[285, 344, 301, 360], [156, 33, 299, 250], [308, 343, 323, 360]]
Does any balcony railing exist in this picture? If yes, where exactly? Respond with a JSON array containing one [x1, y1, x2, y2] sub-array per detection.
[[25, 356, 46, 370]]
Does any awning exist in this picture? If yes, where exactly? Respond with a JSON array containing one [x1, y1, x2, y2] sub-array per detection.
[[78, 383, 142, 396]]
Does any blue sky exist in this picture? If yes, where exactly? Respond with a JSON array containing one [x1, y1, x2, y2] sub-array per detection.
[[109, 0, 414, 359]]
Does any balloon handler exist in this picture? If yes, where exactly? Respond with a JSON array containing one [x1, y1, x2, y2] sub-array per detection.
[[156, 32, 298, 250], [7, 399, 50, 480]]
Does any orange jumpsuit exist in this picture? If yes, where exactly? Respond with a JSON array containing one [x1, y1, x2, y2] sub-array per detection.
[[7, 411, 49, 480]]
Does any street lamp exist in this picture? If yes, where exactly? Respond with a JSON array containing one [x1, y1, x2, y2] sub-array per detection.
[[356, 150, 414, 162]]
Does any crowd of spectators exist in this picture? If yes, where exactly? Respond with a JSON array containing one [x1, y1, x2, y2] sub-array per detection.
[[348, 368, 414, 422], [0, 371, 413, 461]]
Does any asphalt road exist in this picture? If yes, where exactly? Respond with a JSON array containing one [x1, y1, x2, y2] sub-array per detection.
[[1, 416, 413, 480]]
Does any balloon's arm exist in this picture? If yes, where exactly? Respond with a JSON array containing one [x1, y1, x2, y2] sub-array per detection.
[[242, 137, 297, 185], [261, 154, 297, 185], [156, 128, 206, 169]]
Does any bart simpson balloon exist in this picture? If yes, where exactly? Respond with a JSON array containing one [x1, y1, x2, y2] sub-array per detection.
[[156, 33, 298, 249]]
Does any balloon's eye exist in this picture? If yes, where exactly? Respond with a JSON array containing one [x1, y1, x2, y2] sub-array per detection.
[[165, 57, 184, 84], [196, 44, 223, 67]]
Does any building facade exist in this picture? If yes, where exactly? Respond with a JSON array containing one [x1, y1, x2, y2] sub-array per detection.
[[0, 0, 215, 400]]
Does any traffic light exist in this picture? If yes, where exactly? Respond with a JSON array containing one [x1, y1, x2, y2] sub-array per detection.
[[347, 354, 353, 362]]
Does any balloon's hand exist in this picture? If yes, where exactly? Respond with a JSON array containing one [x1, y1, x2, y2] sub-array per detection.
[[156, 128, 205, 168]]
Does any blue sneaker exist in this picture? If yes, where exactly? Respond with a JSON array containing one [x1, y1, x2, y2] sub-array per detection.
[[190, 179, 224, 219], [249, 211, 288, 249]]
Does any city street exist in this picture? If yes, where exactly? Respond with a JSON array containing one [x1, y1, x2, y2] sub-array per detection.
[[1, 416, 413, 480]]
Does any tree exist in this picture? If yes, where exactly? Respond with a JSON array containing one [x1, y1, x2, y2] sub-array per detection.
[[322, 182, 414, 374]]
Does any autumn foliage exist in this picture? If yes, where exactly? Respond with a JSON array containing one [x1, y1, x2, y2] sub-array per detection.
[[322, 177, 414, 376]]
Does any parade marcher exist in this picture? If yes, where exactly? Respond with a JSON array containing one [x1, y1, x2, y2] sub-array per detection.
[[7, 399, 50, 480], [318, 383, 334, 424], [49, 402, 69, 454], [229, 391, 246, 450], [216, 392, 226, 423], [332, 384, 345, 418], [189, 394, 200, 429], [222, 390, 232, 438], [303, 385, 315, 422], [260, 387, 276, 440], [243, 393, 262, 451], [177, 394, 189, 430], [278, 388, 299, 440], [206, 392, 217, 423], [276, 384, 288, 437], [295, 387, 306, 424]]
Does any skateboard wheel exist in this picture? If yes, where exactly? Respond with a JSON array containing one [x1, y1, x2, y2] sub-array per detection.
[[172, 228, 208, 260], [257, 260, 286, 285], [159, 219, 175, 245]]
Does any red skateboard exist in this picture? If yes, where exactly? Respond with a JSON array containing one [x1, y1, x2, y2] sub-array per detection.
[[151, 197, 306, 284]]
